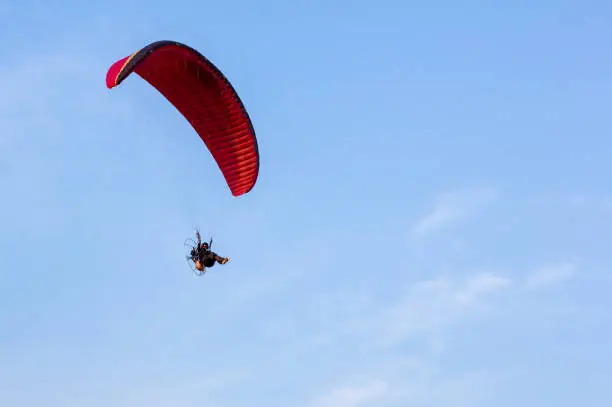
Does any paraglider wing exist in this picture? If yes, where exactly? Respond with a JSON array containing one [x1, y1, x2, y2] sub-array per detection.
[[106, 40, 259, 196]]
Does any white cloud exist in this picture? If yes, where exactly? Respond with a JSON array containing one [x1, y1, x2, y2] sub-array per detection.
[[308, 381, 389, 407], [524, 262, 575, 290], [107, 370, 251, 407], [305, 362, 497, 407], [0, 56, 77, 235], [351, 272, 510, 345], [412, 187, 498, 235], [455, 273, 510, 304], [391, 369, 496, 407], [0, 44, 143, 240]]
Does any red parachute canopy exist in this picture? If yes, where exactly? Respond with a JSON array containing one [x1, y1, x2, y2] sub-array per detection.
[[106, 40, 259, 197]]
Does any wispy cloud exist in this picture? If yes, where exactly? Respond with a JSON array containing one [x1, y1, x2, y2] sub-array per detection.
[[0, 48, 122, 238], [391, 368, 497, 407], [524, 262, 575, 290], [350, 272, 510, 345], [111, 370, 250, 407], [300, 256, 579, 407], [412, 187, 499, 235], [305, 363, 497, 407], [455, 273, 511, 304], [0, 54, 78, 236], [307, 380, 389, 407]]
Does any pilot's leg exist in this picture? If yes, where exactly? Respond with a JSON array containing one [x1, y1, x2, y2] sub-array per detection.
[[215, 255, 229, 264]]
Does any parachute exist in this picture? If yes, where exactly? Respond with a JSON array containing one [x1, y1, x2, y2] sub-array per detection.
[[106, 40, 259, 197]]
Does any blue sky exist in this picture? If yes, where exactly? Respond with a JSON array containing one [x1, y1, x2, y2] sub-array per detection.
[[1, 0, 611, 406]]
